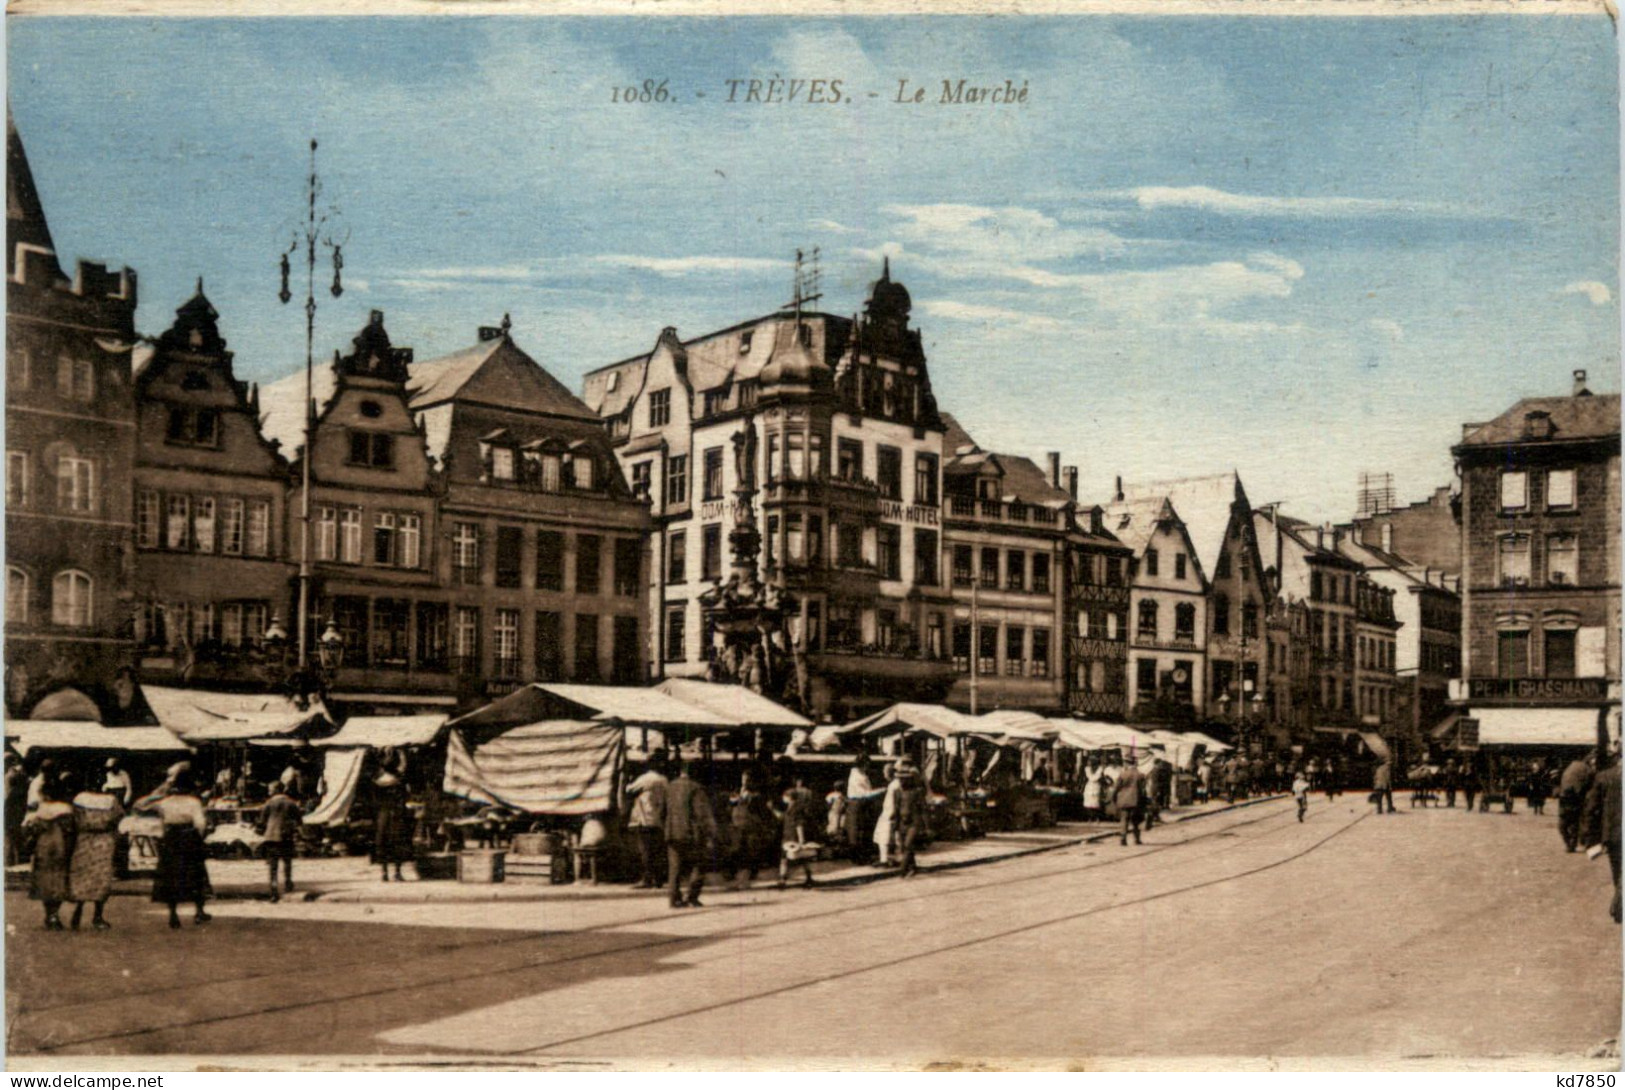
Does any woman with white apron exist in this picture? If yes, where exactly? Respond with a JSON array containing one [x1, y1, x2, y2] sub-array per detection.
[[873, 765, 901, 866]]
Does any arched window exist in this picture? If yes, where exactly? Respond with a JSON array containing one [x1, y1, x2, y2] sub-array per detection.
[[52, 570, 93, 628], [1137, 599, 1158, 639], [6, 567, 29, 624]]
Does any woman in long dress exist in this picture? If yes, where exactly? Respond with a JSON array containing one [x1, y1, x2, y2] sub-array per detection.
[[24, 774, 75, 930], [873, 765, 901, 867], [372, 748, 414, 881], [147, 770, 212, 928], [1081, 757, 1107, 821], [68, 782, 124, 930]]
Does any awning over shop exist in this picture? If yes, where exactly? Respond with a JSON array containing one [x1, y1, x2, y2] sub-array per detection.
[[142, 687, 335, 743], [443, 719, 622, 815], [651, 679, 813, 730], [311, 715, 447, 749], [4, 722, 192, 757], [1473, 707, 1609, 747], [303, 748, 367, 825]]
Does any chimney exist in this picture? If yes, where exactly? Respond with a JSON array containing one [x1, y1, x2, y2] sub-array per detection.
[[1063, 466, 1079, 501], [1574, 369, 1591, 397], [1381, 523, 1394, 553], [1047, 452, 1062, 489], [1089, 506, 1104, 534], [1114, 475, 1124, 503], [1351, 524, 1363, 546]]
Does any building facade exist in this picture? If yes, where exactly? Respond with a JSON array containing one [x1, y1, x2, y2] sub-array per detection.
[[1066, 508, 1134, 720], [1451, 372, 1620, 746], [1102, 495, 1207, 724], [582, 264, 957, 720], [1348, 484, 1461, 577], [6, 116, 140, 715]]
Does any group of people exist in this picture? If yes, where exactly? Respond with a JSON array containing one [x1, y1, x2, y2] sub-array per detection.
[[1073, 753, 1171, 846]]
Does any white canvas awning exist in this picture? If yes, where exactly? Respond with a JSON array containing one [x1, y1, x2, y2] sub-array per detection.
[[303, 748, 367, 825], [849, 703, 988, 741], [978, 710, 1058, 742], [142, 687, 335, 743], [311, 715, 447, 749], [651, 678, 813, 730], [5, 721, 192, 757], [1473, 707, 1608, 747], [450, 684, 728, 734]]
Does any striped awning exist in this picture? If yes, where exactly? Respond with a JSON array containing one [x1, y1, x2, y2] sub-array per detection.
[[443, 720, 622, 815]]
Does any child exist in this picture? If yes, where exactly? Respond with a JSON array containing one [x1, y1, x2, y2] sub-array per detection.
[[1292, 770, 1310, 823], [778, 774, 821, 890]]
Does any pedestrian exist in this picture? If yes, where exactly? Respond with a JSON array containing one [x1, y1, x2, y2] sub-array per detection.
[[1582, 749, 1621, 924], [1323, 757, 1340, 799], [824, 781, 847, 844], [727, 770, 774, 890], [1114, 755, 1146, 847], [145, 769, 212, 928], [67, 776, 124, 930], [663, 762, 716, 909], [1442, 759, 1459, 808], [1292, 768, 1310, 823], [102, 757, 133, 808], [4, 753, 28, 866], [894, 757, 927, 878], [1559, 754, 1596, 851], [1143, 758, 1171, 828], [624, 756, 669, 890], [371, 747, 414, 882], [1082, 755, 1107, 820], [778, 772, 822, 889], [23, 772, 76, 930], [257, 781, 301, 902], [26, 757, 56, 813], [874, 762, 900, 867], [1461, 759, 1479, 813], [846, 753, 877, 863], [1194, 758, 1211, 806], [1526, 762, 1551, 816], [1371, 760, 1394, 815]]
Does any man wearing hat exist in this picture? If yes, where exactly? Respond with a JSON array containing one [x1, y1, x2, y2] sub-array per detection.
[[1114, 754, 1146, 847], [257, 781, 302, 902], [893, 757, 927, 878]]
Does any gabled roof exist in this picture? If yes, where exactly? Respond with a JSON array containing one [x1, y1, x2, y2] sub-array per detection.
[[1455, 393, 1621, 450], [941, 412, 1071, 509], [1101, 496, 1181, 559], [1120, 472, 1246, 580], [257, 359, 340, 459], [407, 333, 598, 422], [6, 110, 58, 273]]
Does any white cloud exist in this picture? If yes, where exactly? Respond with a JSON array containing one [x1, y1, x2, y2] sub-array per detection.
[[590, 254, 788, 277], [917, 299, 1066, 331], [883, 202, 1129, 264], [1112, 186, 1468, 218], [1561, 280, 1613, 306]]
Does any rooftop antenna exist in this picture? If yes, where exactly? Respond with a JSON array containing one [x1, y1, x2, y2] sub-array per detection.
[[784, 246, 822, 321], [1356, 470, 1396, 519]]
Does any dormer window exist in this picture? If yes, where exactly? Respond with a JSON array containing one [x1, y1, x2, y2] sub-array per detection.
[[349, 431, 394, 469], [738, 380, 759, 408], [571, 455, 595, 491], [491, 447, 515, 481], [166, 406, 219, 447], [606, 371, 620, 392], [1523, 410, 1554, 439], [739, 331, 753, 354]]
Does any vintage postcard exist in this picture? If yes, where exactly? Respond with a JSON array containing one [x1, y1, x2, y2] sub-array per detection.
[[2, 0, 1620, 1073]]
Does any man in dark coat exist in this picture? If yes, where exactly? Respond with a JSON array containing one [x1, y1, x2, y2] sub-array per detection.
[[1372, 760, 1395, 815], [1115, 758, 1146, 847], [1559, 755, 1596, 852], [1582, 755, 1621, 924], [663, 763, 717, 909]]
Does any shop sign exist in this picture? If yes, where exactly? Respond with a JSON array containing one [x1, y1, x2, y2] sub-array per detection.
[[879, 500, 939, 525], [1466, 677, 1610, 703]]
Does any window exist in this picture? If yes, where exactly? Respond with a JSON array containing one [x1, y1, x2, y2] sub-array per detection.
[[613, 615, 641, 683], [1174, 554, 1187, 581], [1033, 554, 1051, 595], [398, 514, 421, 568], [807, 515, 824, 568], [9, 347, 29, 391], [925, 612, 943, 659], [702, 524, 723, 581], [952, 544, 974, 586], [953, 623, 972, 673], [417, 604, 449, 669], [246, 500, 270, 558], [1006, 550, 1026, 591], [374, 512, 398, 566], [56, 455, 95, 513], [877, 446, 903, 500], [1213, 593, 1231, 636], [978, 624, 999, 675], [1031, 628, 1050, 678], [1005, 626, 1026, 676], [810, 434, 826, 478], [1105, 557, 1124, 587], [828, 604, 859, 650], [1547, 534, 1578, 586], [536, 530, 564, 591], [1138, 600, 1159, 639], [6, 568, 28, 624], [373, 599, 410, 666], [339, 508, 363, 563], [136, 490, 160, 548], [1545, 628, 1576, 679], [490, 446, 515, 481], [576, 535, 602, 595], [765, 515, 778, 568], [220, 498, 244, 556], [220, 603, 244, 647], [1501, 471, 1527, 510], [767, 435, 780, 481], [453, 522, 480, 581], [787, 433, 806, 479], [348, 431, 395, 468], [786, 512, 804, 562], [804, 601, 824, 652], [166, 406, 219, 447], [1175, 603, 1197, 642], [1497, 629, 1530, 680], [495, 526, 524, 588], [1242, 602, 1259, 640], [668, 529, 687, 583], [877, 608, 898, 651], [648, 388, 671, 428], [914, 453, 939, 505], [192, 496, 216, 553], [1547, 469, 1576, 510], [569, 454, 595, 491], [665, 455, 688, 506], [665, 604, 687, 661], [614, 537, 640, 597], [166, 494, 190, 550], [877, 526, 901, 580], [1498, 534, 1532, 586], [316, 505, 337, 561], [57, 357, 93, 402], [703, 447, 725, 500], [51, 570, 92, 627], [915, 529, 938, 586], [630, 461, 652, 500], [493, 609, 521, 677], [835, 522, 860, 568], [6, 451, 28, 509], [1311, 572, 1323, 601], [574, 614, 600, 681], [980, 547, 1000, 589], [535, 612, 563, 680], [738, 380, 759, 408], [454, 607, 480, 669], [1137, 658, 1157, 695], [837, 439, 863, 482]]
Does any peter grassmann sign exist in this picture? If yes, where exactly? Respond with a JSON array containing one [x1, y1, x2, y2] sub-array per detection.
[[1467, 677, 1610, 703]]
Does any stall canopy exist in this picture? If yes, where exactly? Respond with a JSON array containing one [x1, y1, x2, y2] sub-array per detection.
[[448, 683, 723, 737], [651, 678, 813, 730], [443, 720, 622, 815], [1473, 707, 1609, 747], [142, 687, 335, 743], [302, 748, 367, 825], [311, 715, 446, 749], [978, 710, 1059, 742], [1048, 719, 1163, 753], [5, 722, 192, 757], [850, 703, 987, 741]]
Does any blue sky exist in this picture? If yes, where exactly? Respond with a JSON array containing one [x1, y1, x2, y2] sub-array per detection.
[[9, 15, 1618, 522]]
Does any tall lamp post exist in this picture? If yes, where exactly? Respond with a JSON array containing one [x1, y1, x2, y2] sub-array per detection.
[[279, 138, 346, 671]]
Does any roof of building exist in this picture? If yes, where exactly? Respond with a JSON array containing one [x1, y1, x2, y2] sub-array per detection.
[[941, 412, 1071, 509], [257, 358, 340, 459], [1120, 472, 1244, 580], [1101, 496, 1179, 559], [6, 110, 58, 271], [1457, 392, 1621, 449], [407, 330, 598, 422]]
